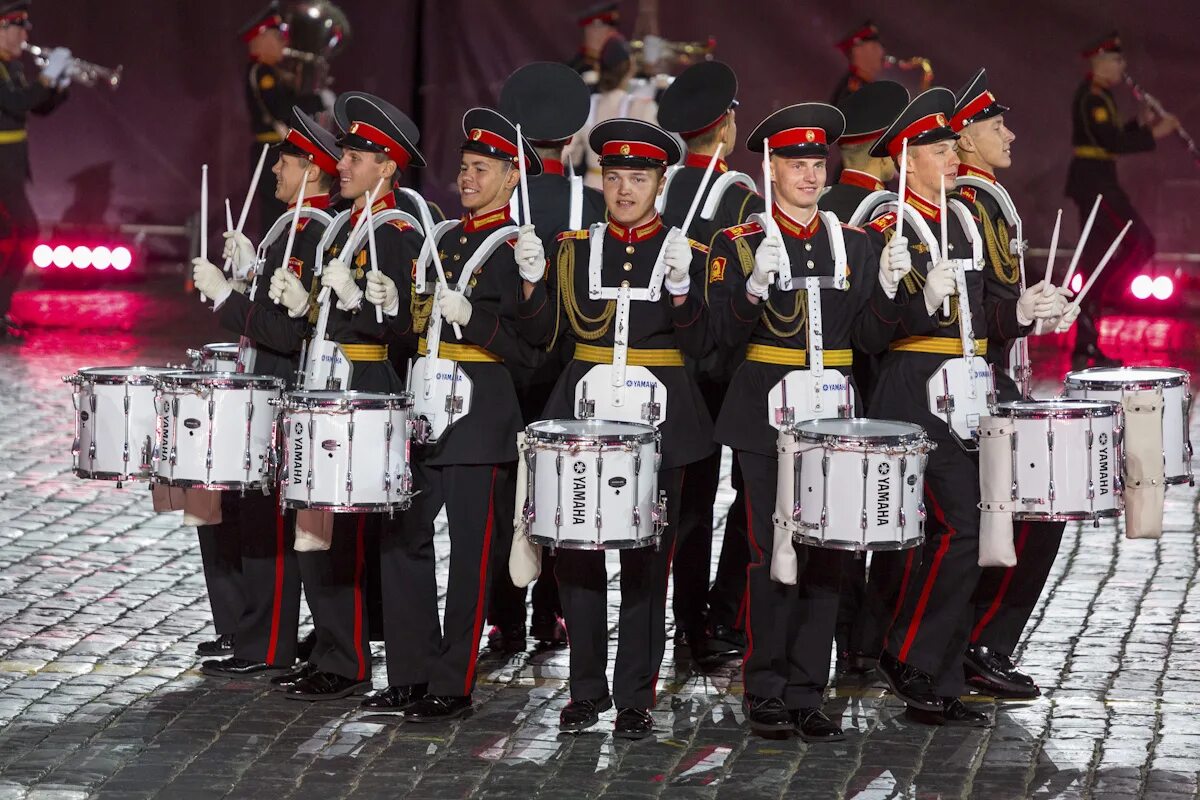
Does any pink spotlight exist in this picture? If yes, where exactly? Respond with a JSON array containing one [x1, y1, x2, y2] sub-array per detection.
[[52, 245, 72, 268], [91, 246, 112, 270], [71, 245, 92, 268], [32, 244, 53, 268], [1131, 274, 1153, 300], [1070, 273, 1083, 294], [1151, 276, 1174, 300], [111, 246, 132, 271]]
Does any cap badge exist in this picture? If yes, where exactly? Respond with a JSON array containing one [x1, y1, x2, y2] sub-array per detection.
[[619, 144, 631, 155], [350, 123, 359, 134], [805, 130, 816, 142], [936, 113, 947, 126], [471, 129, 482, 141]]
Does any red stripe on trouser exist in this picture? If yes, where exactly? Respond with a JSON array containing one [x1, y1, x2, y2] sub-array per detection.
[[897, 487, 955, 663], [463, 466, 498, 695], [740, 472, 763, 686], [884, 548, 917, 649], [352, 516, 367, 681], [265, 508, 286, 664], [970, 521, 1031, 643]]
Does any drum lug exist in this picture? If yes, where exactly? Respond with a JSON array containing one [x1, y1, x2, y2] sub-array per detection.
[[577, 380, 595, 419], [88, 441, 97, 460], [640, 382, 661, 425], [444, 393, 464, 414]]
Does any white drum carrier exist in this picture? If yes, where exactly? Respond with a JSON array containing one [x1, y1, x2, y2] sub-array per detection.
[[775, 418, 934, 551], [519, 419, 664, 550], [278, 390, 414, 513], [152, 371, 284, 491], [991, 399, 1124, 522], [64, 366, 176, 484], [1064, 366, 1193, 486]]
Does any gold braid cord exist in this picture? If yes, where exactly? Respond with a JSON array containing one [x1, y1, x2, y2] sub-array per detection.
[[411, 291, 433, 334], [974, 200, 1020, 285], [558, 239, 614, 342], [735, 236, 807, 338], [902, 261, 959, 327]]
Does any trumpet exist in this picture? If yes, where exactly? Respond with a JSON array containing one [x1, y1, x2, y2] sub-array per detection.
[[886, 55, 934, 90], [1125, 74, 1199, 167], [630, 35, 716, 70], [282, 46, 326, 65], [23, 43, 122, 90]]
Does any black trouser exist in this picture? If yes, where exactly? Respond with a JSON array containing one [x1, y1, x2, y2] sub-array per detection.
[[885, 441, 981, 697], [672, 447, 721, 637], [0, 181, 35, 320], [706, 457, 749, 632], [970, 520, 1066, 656], [382, 461, 512, 696], [232, 492, 301, 666], [296, 513, 380, 681], [197, 493, 244, 636], [555, 467, 684, 709], [738, 451, 845, 709], [488, 547, 560, 632], [842, 550, 910, 659]]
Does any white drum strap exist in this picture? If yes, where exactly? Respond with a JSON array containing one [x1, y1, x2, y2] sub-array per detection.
[[588, 222, 665, 302], [747, 212, 794, 290], [700, 171, 756, 221], [805, 277, 825, 412], [655, 165, 682, 214], [396, 187, 436, 235], [413, 219, 460, 294], [611, 285, 632, 406], [849, 190, 897, 227], [569, 174, 584, 230]]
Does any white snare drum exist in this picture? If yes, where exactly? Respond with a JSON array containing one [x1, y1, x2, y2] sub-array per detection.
[[187, 342, 240, 373], [153, 371, 284, 490], [279, 391, 413, 513], [776, 418, 934, 551], [520, 419, 664, 550], [1064, 366, 1193, 485], [64, 366, 177, 483], [992, 399, 1123, 522]]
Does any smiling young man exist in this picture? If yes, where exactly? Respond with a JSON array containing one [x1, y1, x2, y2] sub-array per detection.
[[516, 118, 714, 739], [706, 103, 895, 741]]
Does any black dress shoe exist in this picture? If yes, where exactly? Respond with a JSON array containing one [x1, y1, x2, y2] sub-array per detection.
[[486, 625, 526, 654], [403, 694, 473, 723], [196, 634, 235, 657], [876, 650, 942, 712], [296, 630, 316, 663], [964, 645, 1040, 699], [201, 657, 284, 678], [559, 695, 613, 732], [704, 625, 746, 659], [360, 683, 428, 713], [531, 613, 568, 648], [941, 697, 991, 727], [613, 708, 654, 740], [743, 694, 793, 733], [791, 708, 846, 743], [284, 670, 371, 701], [270, 662, 316, 690], [837, 649, 878, 675]]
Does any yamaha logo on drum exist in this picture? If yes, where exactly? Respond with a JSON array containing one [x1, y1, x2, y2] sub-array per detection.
[[572, 460, 587, 524], [878, 462, 891, 476], [876, 465, 892, 526], [292, 424, 305, 485], [1097, 437, 1110, 495]]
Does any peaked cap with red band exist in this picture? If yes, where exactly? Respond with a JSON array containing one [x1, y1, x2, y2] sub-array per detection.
[[589, 118, 682, 170], [238, 1, 285, 42], [869, 87, 958, 159], [836, 20, 880, 54], [1081, 31, 1122, 59], [951, 68, 1009, 132], [461, 107, 544, 176], [0, 0, 31, 29], [837, 80, 909, 146], [277, 107, 342, 178], [748, 102, 846, 158], [657, 61, 739, 140], [334, 91, 426, 169]]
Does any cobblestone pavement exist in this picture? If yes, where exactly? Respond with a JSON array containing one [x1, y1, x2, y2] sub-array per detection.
[[1, 283, 1198, 799]]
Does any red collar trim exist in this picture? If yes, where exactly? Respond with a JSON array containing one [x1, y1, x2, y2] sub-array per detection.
[[350, 191, 397, 226], [839, 169, 884, 192], [904, 187, 940, 221], [541, 158, 566, 177], [684, 152, 729, 173], [957, 163, 996, 184], [607, 215, 663, 243], [462, 206, 512, 233], [773, 206, 820, 239]]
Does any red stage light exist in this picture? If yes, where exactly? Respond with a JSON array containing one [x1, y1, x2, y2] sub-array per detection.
[[52, 245, 71, 268], [112, 246, 132, 271], [91, 246, 112, 270], [34, 241, 135, 273], [32, 244, 53, 268], [1151, 276, 1174, 300], [1131, 274, 1153, 299], [71, 246, 91, 269]]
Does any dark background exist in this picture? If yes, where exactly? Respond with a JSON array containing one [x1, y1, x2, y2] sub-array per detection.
[[22, 0, 1200, 251]]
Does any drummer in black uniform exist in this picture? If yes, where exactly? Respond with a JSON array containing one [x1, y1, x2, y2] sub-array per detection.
[[276, 92, 424, 701], [830, 21, 885, 106], [707, 103, 890, 740], [862, 89, 1059, 726], [1064, 32, 1178, 370], [517, 119, 714, 739], [191, 107, 340, 679], [656, 59, 764, 664], [951, 69, 1070, 700]]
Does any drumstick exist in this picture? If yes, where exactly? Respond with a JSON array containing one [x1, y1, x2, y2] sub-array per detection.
[[199, 164, 209, 302], [1034, 209, 1062, 335], [223, 143, 269, 273], [428, 231, 463, 340], [1071, 220, 1132, 308], [895, 138, 908, 247], [939, 179, 950, 317], [318, 178, 384, 305], [516, 123, 532, 227], [363, 181, 384, 324], [1062, 193, 1102, 291], [272, 167, 307, 306], [680, 141, 723, 239]]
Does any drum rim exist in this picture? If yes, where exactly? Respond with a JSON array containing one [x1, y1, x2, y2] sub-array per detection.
[[1065, 365, 1190, 390], [198, 342, 241, 355], [156, 371, 285, 390], [994, 398, 1121, 418], [282, 497, 413, 513], [789, 529, 924, 552], [283, 390, 414, 409], [525, 418, 659, 444], [72, 366, 179, 385], [788, 417, 929, 447], [524, 531, 660, 550]]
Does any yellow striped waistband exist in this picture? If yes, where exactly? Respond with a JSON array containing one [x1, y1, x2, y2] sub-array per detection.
[[339, 343, 389, 362], [890, 337, 988, 356], [255, 131, 284, 143], [745, 344, 853, 367], [1073, 145, 1113, 161], [0, 129, 28, 145], [417, 338, 503, 363], [573, 343, 684, 367]]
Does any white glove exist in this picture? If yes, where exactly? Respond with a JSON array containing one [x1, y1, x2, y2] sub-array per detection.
[[923, 259, 957, 315], [269, 268, 311, 318], [1054, 302, 1082, 335], [438, 288, 473, 326], [366, 271, 400, 317], [515, 224, 547, 283], [40, 48, 72, 85], [662, 229, 693, 296], [747, 236, 782, 300], [878, 235, 912, 299], [321, 257, 364, 310], [1016, 280, 1062, 325], [230, 278, 248, 295], [192, 258, 232, 307], [222, 231, 258, 280]]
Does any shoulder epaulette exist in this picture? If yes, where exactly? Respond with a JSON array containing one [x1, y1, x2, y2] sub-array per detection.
[[295, 218, 311, 233], [867, 212, 897, 232], [687, 238, 709, 254], [385, 218, 413, 232], [840, 223, 866, 234], [957, 186, 977, 204], [557, 229, 590, 242], [721, 221, 763, 241]]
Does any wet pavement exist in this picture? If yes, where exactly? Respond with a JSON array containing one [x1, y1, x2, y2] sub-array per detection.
[[0, 281, 1198, 799]]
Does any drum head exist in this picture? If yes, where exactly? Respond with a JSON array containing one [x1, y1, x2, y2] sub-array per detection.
[[286, 390, 409, 409], [75, 366, 176, 384], [527, 418, 657, 443], [995, 399, 1118, 418], [792, 417, 925, 444], [1067, 366, 1189, 389], [201, 342, 240, 356]]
